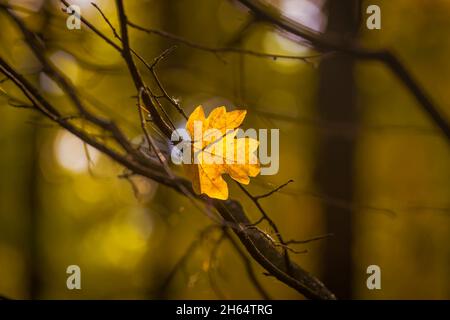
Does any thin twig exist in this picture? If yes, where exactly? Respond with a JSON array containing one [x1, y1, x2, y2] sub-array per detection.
[[127, 21, 324, 63], [286, 233, 334, 245], [91, 2, 188, 121]]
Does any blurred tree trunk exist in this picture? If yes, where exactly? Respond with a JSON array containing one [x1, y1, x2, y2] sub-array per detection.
[[315, 0, 360, 299], [25, 7, 54, 299]]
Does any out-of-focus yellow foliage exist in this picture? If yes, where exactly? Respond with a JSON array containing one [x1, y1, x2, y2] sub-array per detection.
[[184, 106, 260, 200]]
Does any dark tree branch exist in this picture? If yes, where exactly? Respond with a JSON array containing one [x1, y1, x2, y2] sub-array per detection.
[[213, 199, 334, 299]]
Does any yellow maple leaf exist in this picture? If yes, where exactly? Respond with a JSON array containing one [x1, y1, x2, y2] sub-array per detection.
[[184, 105, 260, 200]]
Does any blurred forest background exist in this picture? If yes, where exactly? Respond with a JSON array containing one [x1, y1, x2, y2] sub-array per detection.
[[0, 0, 449, 299]]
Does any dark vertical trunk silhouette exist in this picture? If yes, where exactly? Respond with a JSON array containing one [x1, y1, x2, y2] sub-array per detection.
[[316, 0, 360, 299]]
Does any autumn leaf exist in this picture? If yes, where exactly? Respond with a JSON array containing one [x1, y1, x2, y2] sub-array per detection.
[[184, 105, 260, 200]]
